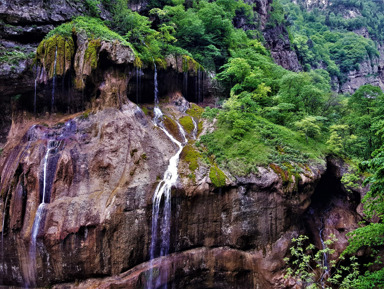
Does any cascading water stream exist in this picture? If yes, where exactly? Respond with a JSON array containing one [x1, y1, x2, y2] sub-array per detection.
[[192, 118, 198, 139], [318, 212, 330, 288], [147, 56, 187, 288], [34, 66, 38, 115], [154, 63, 159, 105], [183, 71, 188, 99], [51, 47, 57, 113], [27, 139, 60, 287], [147, 119, 186, 289], [197, 69, 201, 103], [136, 67, 143, 104]]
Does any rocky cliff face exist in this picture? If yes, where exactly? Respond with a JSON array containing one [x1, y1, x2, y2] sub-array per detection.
[[292, 0, 384, 93], [234, 0, 302, 72], [339, 45, 384, 94], [0, 91, 364, 288]]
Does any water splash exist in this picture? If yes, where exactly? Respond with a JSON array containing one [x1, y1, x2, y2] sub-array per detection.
[[51, 47, 58, 113]]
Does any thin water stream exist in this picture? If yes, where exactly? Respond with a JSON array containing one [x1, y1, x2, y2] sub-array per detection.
[[51, 47, 58, 113], [147, 60, 187, 289]]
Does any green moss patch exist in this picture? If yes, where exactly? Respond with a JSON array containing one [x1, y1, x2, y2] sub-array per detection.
[[270, 163, 300, 189], [163, 115, 180, 140], [186, 103, 204, 119], [84, 39, 101, 70], [46, 16, 132, 47], [181, 144, 201, 172], [36, 34, 75, 78], [182, 55, 204, 72], [179, 116, 194, 134], [209, 165, 226, 188]]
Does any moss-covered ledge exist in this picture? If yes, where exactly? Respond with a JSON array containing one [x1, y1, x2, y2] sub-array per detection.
[[35, 16, 136, 86]]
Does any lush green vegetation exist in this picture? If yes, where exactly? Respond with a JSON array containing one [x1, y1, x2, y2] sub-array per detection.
[[45, 16, 132, 47], [284, 235, 361, 288], [281, 0, 379, 83], [0, 44, 35, 65]]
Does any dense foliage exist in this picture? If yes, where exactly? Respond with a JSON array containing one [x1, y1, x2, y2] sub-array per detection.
[[281, 0, 379, 83]]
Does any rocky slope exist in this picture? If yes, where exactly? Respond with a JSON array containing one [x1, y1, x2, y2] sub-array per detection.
[[291, 0, 384, 93]]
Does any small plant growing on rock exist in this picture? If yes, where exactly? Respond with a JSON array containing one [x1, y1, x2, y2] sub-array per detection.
[[284, 235, 360, 289]]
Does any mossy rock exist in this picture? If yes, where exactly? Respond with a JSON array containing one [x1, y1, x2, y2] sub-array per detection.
[[181, 144, 201, 172], [36, 34, 75, 78], [209, 165, 226, 188], [140, 106, 149, 115], [163, 115, 180, 140], [182, 55, 204, 73], [269, 163, 300, 189], [84, 39, 101, 70], [134, 56, 143, 68], [186, 103, 204, 119], [179, 116, 194, 134]]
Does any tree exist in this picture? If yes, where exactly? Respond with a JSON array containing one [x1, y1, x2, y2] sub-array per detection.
[[326, 124, 349, 155], [294, 116, 323, 143], [345, 85, 384, 159]]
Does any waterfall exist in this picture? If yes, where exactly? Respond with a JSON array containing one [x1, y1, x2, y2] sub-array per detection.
[[197, 69, 201, 103], [318, 214, 330, 289], [27, 139, 60, 287], [0, 192, 9, 281], [135, 67, 143, 104], [154, 63, 159, 105], [147, 118, 186, 289], [192, 118, 198, 139], [34, 66, 38, 115], [51, 47, 58, 113], [147, 59, 187, 288], [183, 71, 188, 99], [136, 67, 139, 104]]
